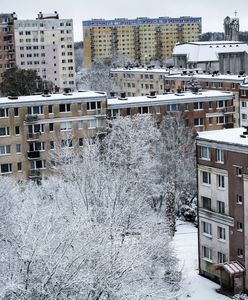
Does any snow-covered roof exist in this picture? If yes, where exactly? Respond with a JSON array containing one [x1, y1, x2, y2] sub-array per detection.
[[173, 41, 248, 63], [108, 91, 233, 109], [0, 91, 107, 107], [197, 128, 248, 147], [110, 67, 201, 75], [165, 73, 248, 83]]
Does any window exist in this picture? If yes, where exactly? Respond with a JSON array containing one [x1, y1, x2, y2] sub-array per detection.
[[202, 171, 211, 184], [28, 124, 44, 133], [79, 138, 84, 146], [0, 163, 12, 174], [217, 201, 225, 214], [87, 101, 101, 110], [194, 118, 204, 126], [218, 252, 227, 263], [29, 142, 45, 152], [138, 106, 150, 114], [61, 139, 73, 148], [167, 104, 179, 112], [194, 102, 203, 110], [242, 114, 247, 120], [241, 101, 247, 107], [217, 116, 224, 124], [216, 149, 224, 163], [217, 226, 226, 240], [16, 144, 21, 154], [88, 119, 96, 129], [202, 196, 211, 210], [237, 248, 243, 258], [217, 174, 225, 188], [236, 195, 242, 204], [14, 108, 19, 116], [50, 141, 54, 150], [78, 120, 84, 129], [0, 127, 10, 136], [15, 126, 20, 135], [17, 162, 22, 171], [235, 166, 242, 177], [59, 103, 71, 112], [202, 246, 212, 261], [28, 106, 43, 115], [0, 145, 11, 155], [48, 105, 53, 114], [202, 221, 212, 236], [30, 160, 46, 170], [49, 123, 54, 132], [60, 121, 72, 131], [200, 146, 210, 160], [0, 108, 9, 118], [237, 222, 243, 232]]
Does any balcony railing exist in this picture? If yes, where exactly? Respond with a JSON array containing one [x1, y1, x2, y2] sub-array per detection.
[[29, 169, 41, 178], [27, 132, 41, 141], [25, 115, 38, 123], [224, 106, 235, 114], [27, 151, 40, 159]]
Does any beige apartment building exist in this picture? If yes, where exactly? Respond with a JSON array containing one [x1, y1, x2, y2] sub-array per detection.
[[0, 91, 107, 180], [14, 12, 76, 91], [0, 13, 17, 82], [107, 90, 234, 131], [83, 16, 202, 69]]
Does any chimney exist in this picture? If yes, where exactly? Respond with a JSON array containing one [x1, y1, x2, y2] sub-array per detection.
[[118, 92, 127, 100], [147, 91, 156, 98]]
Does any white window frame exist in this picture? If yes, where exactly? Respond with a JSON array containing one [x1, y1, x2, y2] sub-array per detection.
[[217, 174, 225, 189], [0, 108, 9, 118], [0, 145, 11, 156], [30, 160, 46, 170], [202, 221, 212, 237], [216, 149, 224, 163], [217, 200, 225, 214], [217, 252, 226, 263], [28, 106, 43, 115], [200, 146, 210, 160], [0, 127, 10, 137], [0, 163, 12, 174], [217, 226, 226, 240], [202, 171, 211, 185], [60, 121, 72, 131], [202, 246, 213, 262]]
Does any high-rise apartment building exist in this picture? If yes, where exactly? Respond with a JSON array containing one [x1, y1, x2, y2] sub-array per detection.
[[83, 16, 202, 69], [0, 13, 17, 82], [14, 12, 75, 91]]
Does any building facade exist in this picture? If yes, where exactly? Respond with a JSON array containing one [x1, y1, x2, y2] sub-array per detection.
[[14, 12, 75, 91], [173, 41, 248, 74], [164, 72, 248, 128], [196, 128, 248, 294], [0, 91, 107, 180], [0, 13, 17, 82], [83, 16, 202, 69], [107, 90, 234, 131]]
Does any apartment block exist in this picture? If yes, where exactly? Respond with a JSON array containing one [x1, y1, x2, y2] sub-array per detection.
[[0, 91, 107, 180], [83, 16, 202, 69], [0, 13, 17, 82], [164, 72, 248, 127], [196, 127, 248, 294], [14, 12, 75, 91], [107, 90, 234, 131]]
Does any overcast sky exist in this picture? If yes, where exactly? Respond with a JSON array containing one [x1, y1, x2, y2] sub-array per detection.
[[2, 0, 248, 41]]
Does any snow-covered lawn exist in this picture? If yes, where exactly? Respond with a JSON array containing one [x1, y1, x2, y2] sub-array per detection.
[[173, 221, 229, 300]]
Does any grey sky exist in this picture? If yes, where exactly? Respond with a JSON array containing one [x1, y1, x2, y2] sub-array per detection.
[[2, 0, 248, 41]]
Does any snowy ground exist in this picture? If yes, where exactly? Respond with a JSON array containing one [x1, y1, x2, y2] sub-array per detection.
[[173, 221, 229, 300]]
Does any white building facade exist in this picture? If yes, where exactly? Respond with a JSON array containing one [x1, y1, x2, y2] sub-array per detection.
[[14, 12, 75, 91]]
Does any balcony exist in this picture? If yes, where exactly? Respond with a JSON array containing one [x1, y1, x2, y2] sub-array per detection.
[[224, 106, 235, 114], [29, 169, 41, 178], [27, 151, 40, 159], [25, 115, 38, 123], [199, 207, 234, 227], [27, 132, 41, 141]]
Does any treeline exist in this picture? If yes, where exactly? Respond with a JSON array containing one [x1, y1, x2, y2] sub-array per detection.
[[200, 31, 248, 42]]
